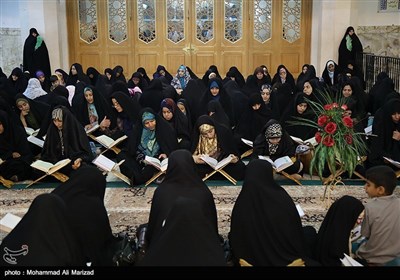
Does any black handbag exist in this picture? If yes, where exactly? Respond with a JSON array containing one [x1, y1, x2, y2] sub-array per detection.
[[112, 232, 137, 266]]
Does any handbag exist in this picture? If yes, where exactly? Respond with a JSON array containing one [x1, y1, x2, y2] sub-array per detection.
[[112, 232, 137, 266]]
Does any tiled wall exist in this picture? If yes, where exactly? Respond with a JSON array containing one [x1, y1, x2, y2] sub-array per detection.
[[0, 28, 23, 76], [358, 25, 400, 58]]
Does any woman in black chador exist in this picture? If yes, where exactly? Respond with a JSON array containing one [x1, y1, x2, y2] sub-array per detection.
[[40, 106, 92, 176], [23, 28, 51, 78], [145, 150, 218, 247], [230, 159, 317, 266], [52, 165, 118, 266], [118, 108, 178, 185], [0, 110, 33, 182], [139, 197, 226, 266], [191, 115, 245, 181], [0, 193, 85, 266], [338, 26, 363, 71]]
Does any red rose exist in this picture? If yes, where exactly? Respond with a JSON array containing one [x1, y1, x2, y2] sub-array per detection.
[[345, 134, 353, 144], [318, 115, 329, 127], [315, 131, 322, 143], [324, 122, 337, 134], [342, 116, 353, 128], [322, 135, 335, 147], [341, 104, 348, 110], [324, 104, 333, 110]]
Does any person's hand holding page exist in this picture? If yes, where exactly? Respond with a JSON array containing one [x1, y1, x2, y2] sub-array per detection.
[[393, 130, 400, 141], [100, 116, 111, 130], [193, 155, 205, 164], [72, 158, 82, 170], [12, 152, 21, 158], [159, 153, 167, 160], [230, 154, 238, 164]]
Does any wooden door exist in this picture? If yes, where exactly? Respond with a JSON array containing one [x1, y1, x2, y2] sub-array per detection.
[[67, 0, 311, 79]]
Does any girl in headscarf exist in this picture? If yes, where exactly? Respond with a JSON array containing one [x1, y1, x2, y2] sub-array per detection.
[[8, 67, 28, 95], [66, 63, 91, 86], [55, 68, 69, 87], [0, 110, 33, 182], [244, 66, 272, 95], [170, 65, 192, 95], [368, 98, 400, 168], [110, 91, 141, 138], [271, 64, 296, 94], [191, 115, 245, 181], [160, 98, 191, 150], [314, 195, 364, 266], [253, 119, 303, 178], [118, 108, 178, 185], [144, 150, 219, 246], [321, 60, 341, 93], [199, 78, 235, 127], [113, 65, 126, 83], [35, 70, 50, 92], [137, 67, 151, 84], [140, 197, 226, 266], [0, 193, 84, 266], [223, 66, 246, 88], [22, 78, 48, 101], [230, 159, 318, 266], [152, 65, 173, 83], [40, 106, 92, 176], [15, 96, 49, 134], [23, 28, 51, 78], [75, 86, 116, 135], [127, 71, 148, 91]]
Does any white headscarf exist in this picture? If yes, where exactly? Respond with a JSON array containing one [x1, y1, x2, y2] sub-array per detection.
[[23, 78, 48, 99]]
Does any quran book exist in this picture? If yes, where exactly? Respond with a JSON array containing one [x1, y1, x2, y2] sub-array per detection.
[[340, 254, 363, 267], [85, 123, 100, 135], [27, 135, 44, 148], [143, 156, 169, 172], [200, 154, 234, 170], [258, 155, 293, 172], [31, 159, 71, 174], [290, 135, 318, 147], [95, 134, 127, 149], [0, 213, 22, 233], [25, 127, 40, 136], [241, 138, 253, 147], [383, 157, 400, 169]]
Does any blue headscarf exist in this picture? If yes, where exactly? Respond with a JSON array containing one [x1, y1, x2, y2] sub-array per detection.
[[139, 112, 159, 157]]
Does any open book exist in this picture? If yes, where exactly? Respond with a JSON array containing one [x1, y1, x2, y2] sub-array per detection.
[[31, 159, 71, 175], [383, 156, 400, 169], [85, 123, 100, 135], [25, 127, 40, 136], [258, 155, 293, 172], [92, 154, 130, 185], [241, 138, 253, 147], [143, 156, 168, 172], [290, 136, 318, 147], [0, 213, 22, 233], [95, 134, 127, 149], [296, 204, 305, 217], [27, 135, 44, 148], [340, 253, 363, 267], [200, 154, 234, 170]]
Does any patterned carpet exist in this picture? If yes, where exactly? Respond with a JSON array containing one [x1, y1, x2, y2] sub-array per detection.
[[3, 180, 399, 241]]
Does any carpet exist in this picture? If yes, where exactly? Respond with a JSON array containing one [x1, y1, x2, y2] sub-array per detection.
[[3, 180, 399, 241]]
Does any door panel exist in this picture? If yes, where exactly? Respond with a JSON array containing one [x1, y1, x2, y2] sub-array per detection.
[[67, 0, 311, 79]]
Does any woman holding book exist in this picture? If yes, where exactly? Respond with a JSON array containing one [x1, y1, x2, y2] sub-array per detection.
[[229, 159, 318, 266], [191, 115, 245, 181], [253, 119, 303, 179], [74, 85, 116, 135], [39, 106, 92, 176], [0, 109, 33, 182], [118, 107, 178, 185]]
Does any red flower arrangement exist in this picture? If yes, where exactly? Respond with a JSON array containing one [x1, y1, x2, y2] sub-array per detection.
[[293, 93, 368, 179]]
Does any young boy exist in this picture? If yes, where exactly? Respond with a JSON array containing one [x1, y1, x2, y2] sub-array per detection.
[[355, 165, 400, 266]]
